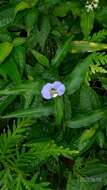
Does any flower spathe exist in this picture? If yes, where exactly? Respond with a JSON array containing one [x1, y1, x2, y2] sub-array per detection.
[[41, 81, 65, 100]]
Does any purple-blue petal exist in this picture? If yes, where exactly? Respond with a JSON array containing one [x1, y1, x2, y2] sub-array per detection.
[[41, 83, 53, 100], [53, 81, 65, 96]]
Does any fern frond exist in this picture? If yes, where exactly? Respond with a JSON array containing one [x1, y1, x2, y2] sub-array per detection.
[[90, 64, 107, 74], [27, 140, 79, 160], [90, 30, 107, 42], [0, 169, 14, 190], [0, 119, 31, 160], [22, 177, 51, 190], [85, 52, 107, 83], [15, 140, 79, 173], [93, 52, 107, 65], [1, 172, 51, 190]]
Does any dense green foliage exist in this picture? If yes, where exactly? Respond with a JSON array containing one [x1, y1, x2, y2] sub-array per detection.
[[1, 0, 107, 189]]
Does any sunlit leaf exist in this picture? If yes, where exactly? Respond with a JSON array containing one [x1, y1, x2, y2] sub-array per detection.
[[0, 42, 13, 64]]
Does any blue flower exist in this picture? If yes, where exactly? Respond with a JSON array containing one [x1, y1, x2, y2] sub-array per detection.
[[41, 81, 65, 100]]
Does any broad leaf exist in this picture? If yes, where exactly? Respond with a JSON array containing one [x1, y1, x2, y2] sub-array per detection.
[[0, 8, 15, 27], [15, 1, 30, 14], [66, 108, 107, 128], [25, 8, 38, 35], [0, 42, 13, 64], [1, 56, 21, 84]]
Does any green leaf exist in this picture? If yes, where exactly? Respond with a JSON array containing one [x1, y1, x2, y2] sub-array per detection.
[[31, 49, 49, 68], [80, 10, 94, 39], [53, 2, 71, 17], [51, 37, 73, 68], [15, 0, 39, 15], [54, 97, 64, 126], [65, 55, 93, 95], [96, 130, 105, 148], [0, 95, 16, 114], [0, 82, 38, 96], [1, 57, 21, 84], [26, 0, 39, 7], [71, 41, 107, 53], [96, 6, 107, 28], [15, 1, 30, 14], [0, 120, 29, 159], [53, 1, 81, 17], [66, 108, 107, 128], [37, 16, 51, 49], [79, 128, 96, 144], [80, 84, 101, 112], [15, 174, 22, 190], [101, 77, 107, 90], [25, 8, 38, 35], [13, 37, 26, 46], [0, 8, 15, 28], [14, 46, 26, 75], [65, 53, 105, 95], [0, 42, 13, 64], [81, 162, 107, 176], [0, 29, 12, 42], [78, 176, 103, 190], [0, 67, 7, 78], [2, 106, 53, 118], [90, 30, 107, 42], [66, 173, 80, 190], [78, 127, 97, 151]]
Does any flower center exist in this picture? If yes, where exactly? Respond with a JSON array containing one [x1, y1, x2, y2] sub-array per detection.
[[50, 88, 58, 98]]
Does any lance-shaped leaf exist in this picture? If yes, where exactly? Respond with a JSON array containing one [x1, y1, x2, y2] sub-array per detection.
[[0, 95, 16, 113], [66, 173, 80, 190], [80, 162, 107, 176], [65, 54, 94, 95], [31, 49, 49, 68], [96, 130, 105, 149], [25, 8, 38, 35], [0, 82, 38, 96], [78, 126, 97, 152], [54, 97, 64, 126], [37, 16, 51, 50], [2, 106, 53, 118], [80, 10, 94, 39], [15, 1, 30, 14], [66, 108, 107, 128], [80, 84, 101, 112], [51, 37, 73, 68], [14, 46, 26, 75], [70, 41, 107, 53], [0, 42, 13, 63]]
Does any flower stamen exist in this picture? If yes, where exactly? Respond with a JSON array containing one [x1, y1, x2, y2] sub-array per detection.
[[50, 88, 58, 98]]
